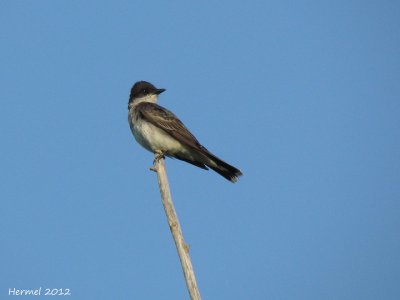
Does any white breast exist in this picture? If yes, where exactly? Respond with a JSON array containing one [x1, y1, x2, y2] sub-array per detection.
[[129, 111, 183, 155]]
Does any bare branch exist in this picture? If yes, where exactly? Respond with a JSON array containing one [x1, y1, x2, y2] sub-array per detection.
[[151, 154, 201, 300]]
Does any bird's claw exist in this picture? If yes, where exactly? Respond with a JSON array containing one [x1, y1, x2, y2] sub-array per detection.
[[150, 151, 165, 171], [154, 150, 165, 162]]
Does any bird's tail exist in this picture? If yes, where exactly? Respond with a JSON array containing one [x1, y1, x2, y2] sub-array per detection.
[[202, 150, 243, 183]]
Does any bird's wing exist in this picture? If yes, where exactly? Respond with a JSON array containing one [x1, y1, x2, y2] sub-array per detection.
[[137, 102, 203, 150]]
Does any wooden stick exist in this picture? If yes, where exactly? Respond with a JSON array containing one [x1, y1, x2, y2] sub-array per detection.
[[150, 154, 201, 300]]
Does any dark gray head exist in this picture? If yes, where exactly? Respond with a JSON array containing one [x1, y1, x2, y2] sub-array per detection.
[[129, 81, 166, 103]]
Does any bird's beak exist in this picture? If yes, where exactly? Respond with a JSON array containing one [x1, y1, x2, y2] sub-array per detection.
[[155, 88, 166, 95]]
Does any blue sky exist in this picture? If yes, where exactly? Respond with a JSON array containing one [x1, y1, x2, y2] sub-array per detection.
[[1, 1, 399, 299]]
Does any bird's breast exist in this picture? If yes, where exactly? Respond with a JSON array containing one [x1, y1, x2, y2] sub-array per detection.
[[129, 109, 183, 154]]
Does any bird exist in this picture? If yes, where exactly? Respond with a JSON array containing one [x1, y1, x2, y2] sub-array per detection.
[[128, 81, 243, 183]]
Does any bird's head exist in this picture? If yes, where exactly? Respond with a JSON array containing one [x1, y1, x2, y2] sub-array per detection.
[[129, 81, 166, 105]]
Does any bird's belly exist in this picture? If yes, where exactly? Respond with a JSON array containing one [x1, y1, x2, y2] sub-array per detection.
[[133, 120, 183, 154]]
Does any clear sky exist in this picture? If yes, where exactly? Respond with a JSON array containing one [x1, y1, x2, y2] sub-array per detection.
[[1, 1, 399, 299]]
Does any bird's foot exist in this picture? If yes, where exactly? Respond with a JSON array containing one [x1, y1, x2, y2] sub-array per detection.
[[154, 150, 165, 162], [150, 150, 165, 172]]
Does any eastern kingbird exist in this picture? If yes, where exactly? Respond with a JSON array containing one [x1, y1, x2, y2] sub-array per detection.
[[128, 81, 243, 182]]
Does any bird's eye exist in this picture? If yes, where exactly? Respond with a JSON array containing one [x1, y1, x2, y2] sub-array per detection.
[[142, 89, 147, 94]]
